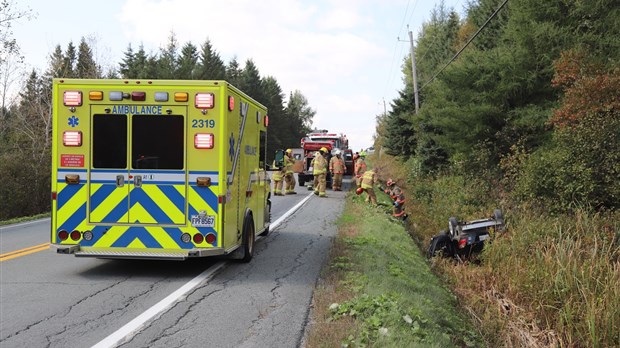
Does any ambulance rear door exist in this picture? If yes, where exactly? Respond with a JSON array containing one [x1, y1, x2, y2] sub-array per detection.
[[89, 104, 187, 226]]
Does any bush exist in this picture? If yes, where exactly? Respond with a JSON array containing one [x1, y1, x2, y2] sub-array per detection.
[[0, 152, 50, 220]]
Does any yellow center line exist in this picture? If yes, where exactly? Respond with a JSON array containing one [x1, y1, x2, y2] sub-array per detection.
[[0, 243, 50, 262]]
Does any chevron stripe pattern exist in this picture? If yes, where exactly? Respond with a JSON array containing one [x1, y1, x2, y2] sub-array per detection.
[[54, 170, 220, 250]]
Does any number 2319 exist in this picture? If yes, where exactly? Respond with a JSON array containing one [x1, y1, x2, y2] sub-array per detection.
[[192, 119, 216, 128]]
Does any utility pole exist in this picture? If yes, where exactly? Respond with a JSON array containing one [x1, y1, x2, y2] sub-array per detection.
[[382, 98, 387, 116], [408, 29, 420, 114]]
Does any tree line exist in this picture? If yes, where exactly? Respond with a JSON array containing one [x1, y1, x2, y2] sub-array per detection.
[[0, 12, 315, 220], [377, 0, 620, 212]]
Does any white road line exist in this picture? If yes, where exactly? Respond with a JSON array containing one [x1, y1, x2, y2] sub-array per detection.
[[91, 192, 313, 348], [270, 192, 313, 228], [92, 262, 226, 348]]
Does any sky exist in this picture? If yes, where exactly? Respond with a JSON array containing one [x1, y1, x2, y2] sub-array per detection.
[[11, 0, 466, 151]]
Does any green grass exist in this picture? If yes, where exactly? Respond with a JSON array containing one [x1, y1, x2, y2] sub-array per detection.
[[309, 192, 484, 348], [408, 173, 620, 347], [0, 212, 50, 226]]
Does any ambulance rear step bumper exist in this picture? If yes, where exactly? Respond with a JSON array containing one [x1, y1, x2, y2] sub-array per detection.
[[54, 245, 226, 260]]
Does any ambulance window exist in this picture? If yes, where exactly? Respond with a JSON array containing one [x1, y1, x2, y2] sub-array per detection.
[[132, 115, 184, 170], [93, 114, 127, 168], [259, 130, 267, 169]]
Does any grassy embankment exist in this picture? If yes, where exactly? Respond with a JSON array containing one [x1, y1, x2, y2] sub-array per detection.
[[306, 154, 619, 347], [0, 213, 50, 226], [305, 187, 483, 347], [401, 168, 619, 347]]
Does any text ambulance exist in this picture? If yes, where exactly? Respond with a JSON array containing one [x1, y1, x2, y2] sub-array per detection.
[[51, 79, 270, 261]]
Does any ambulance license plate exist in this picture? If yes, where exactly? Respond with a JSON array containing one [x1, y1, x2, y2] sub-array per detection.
[[191, 215, 215, 227]]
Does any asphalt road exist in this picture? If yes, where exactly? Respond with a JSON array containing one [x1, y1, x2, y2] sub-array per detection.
[[0, 176, 350, 348]]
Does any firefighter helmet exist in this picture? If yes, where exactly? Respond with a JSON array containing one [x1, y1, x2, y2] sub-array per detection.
[[286, 148, 292, 154], [320, 147, 328, 153], [356, 187, 364, 195]]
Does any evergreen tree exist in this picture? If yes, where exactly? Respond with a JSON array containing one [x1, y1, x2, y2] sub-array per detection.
[[197, 39, 226, 80], [134, 44, 151, 79], [76, 37, 100, 78], [383, 87, 417, 158], [158, 31, 179, 79], [239, 59, 265, 103], [119, 44, 136, 78], [176, 42, 198, 80], [226, 57, 242, 87], [62, 42, 76, 78], [261, 76, 287, 158]]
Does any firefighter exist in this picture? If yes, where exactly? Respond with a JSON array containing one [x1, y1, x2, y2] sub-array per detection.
[[311, 151, 319, 190], [384, 179, 406, 218], [354, 152, 367, 189], [283, 148, 297, 194], [271, 162, 285, 196], [312, 147, 328, 197], [361, 167, 378, 205], [329, 150, 346, 191]]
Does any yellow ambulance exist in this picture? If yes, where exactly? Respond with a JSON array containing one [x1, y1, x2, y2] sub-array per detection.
[[51, 79, 270, 261]]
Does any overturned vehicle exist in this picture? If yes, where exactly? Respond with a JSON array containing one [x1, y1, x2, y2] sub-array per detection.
[[427, 210, 505, 261]]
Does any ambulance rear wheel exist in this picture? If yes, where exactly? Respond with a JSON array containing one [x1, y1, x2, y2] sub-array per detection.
[[240, 216, 255, 263], [261, 202, 271, 236]]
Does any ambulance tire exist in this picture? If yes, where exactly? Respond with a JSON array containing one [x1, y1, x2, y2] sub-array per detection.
[[240, 215, 255, 263], [261, 224, 270, 236], [261, 202, 271, 236]]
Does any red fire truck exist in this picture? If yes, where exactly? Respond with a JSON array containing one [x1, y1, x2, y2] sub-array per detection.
[[297, 130, 350, 188]]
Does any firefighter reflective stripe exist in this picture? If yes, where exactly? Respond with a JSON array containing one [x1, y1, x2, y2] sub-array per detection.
[[361, 170, 376, 189]]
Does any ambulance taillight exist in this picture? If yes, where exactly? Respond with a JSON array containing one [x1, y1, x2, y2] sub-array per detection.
[[63, 131, 82, 146], [193, 233, 204, 244], [195, 93, 214, 109], [58, 230, 69, 241], [70, 230, 81, 241], [63, 91, 82, 106], [194, 133, 214, 149], [205, 233, 216, 244]]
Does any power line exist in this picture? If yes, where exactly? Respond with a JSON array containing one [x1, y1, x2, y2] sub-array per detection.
[[383, 0, 414, 101], [420, 0, 509, 90]]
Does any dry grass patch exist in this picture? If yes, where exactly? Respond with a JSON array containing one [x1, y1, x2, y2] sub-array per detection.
[[305, 201, 362, 348]]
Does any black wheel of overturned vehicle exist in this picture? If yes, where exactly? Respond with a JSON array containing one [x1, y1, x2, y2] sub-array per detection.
[[448, 217, 458, 235], [493, 209, 503, 222], [428, 232, 453, 258]]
